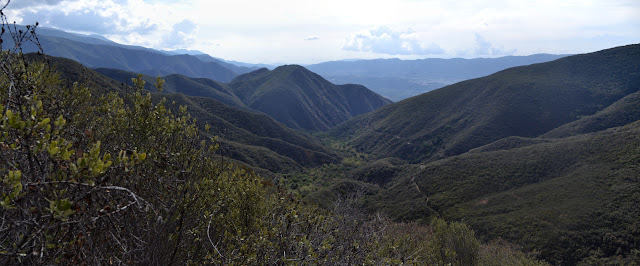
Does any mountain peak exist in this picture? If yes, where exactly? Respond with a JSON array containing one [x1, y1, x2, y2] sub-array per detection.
[[230, 65, 392, 131], [271, 64, 313, 76], [274, 64, 306, 70]]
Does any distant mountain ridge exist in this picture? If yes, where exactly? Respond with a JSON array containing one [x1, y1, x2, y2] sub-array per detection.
[[12, 25, 568, 101], [307, 54, 568, 101], [308, 54, 568, 78], [9, 25, 569, 103], [6, 25, 253, 82]]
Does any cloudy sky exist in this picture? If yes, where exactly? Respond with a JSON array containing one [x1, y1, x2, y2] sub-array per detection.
[[4, 0, 640, 64]]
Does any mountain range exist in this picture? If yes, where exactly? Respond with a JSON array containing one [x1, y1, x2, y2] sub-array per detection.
[[306, 54, 568, 101], [314, 43, 640, 264], [15, 24, 640, 263], [8, 25, 567, 102], [95, 65, 392, 131], [10, 26, 255, 82], [331, 44, 640, 163]]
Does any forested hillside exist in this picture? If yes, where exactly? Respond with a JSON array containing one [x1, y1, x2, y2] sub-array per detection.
[[97, 64, 393, 131], [228, 65, 393, 130], [349, 121, 640, 264], [310, 44, 640, 264], [332, 44, 640, 163]]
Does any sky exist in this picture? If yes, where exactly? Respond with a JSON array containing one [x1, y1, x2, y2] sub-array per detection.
[[4, 0, 640, 64]]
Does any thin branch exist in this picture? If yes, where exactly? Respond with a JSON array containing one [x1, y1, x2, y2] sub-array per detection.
[[207, 217, 224, 259]]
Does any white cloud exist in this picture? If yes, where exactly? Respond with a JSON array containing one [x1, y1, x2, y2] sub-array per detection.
[[160, 19, 198, 48], [17, 7, 157, 35], [5, 0, 184, 49], [1, 0, 638, 63], [473, 33, 515, 56], [343, 27, 444, 55]]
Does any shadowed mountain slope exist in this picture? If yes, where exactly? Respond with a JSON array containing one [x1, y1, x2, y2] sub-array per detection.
[[332, 44, 640, 163], [542, 89, 640, 138], [26, 54, 126, 95], [155, 93, 337, 169], [362, 121, 640, 264], [229, 65, 393, 131], [94, 68, 248, 109], [97, 65, 392, 131]]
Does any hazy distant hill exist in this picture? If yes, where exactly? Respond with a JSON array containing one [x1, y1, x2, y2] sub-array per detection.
[[332, 44, 640, 163], [307, 54, 567, 101], [37, 36, 241, 82], [228, 65, 393, 131], [191, 54, 272, 72], [7, 25, 253, 82]]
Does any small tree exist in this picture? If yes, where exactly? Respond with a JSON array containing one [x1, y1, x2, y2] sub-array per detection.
[[427, 218, 481, 265]]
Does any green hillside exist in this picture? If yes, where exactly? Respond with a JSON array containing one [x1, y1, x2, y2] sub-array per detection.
[[157, 93, 337, 168], [229, 65, 393, 131], [310, 44, 640, 264], [95, 68, 248, 109], [349, 121, 640, 264], [27, 55, 126, 95], [418, 122, 640, 264], [332, 44, 640, 163], [543, 89, 640, 138], [316, 102, 640, 263], [38, 54, 338, 175], [97, 65, 392, 132]]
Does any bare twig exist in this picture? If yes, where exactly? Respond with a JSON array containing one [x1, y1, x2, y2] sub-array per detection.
[[207, 217, 224, 259]]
